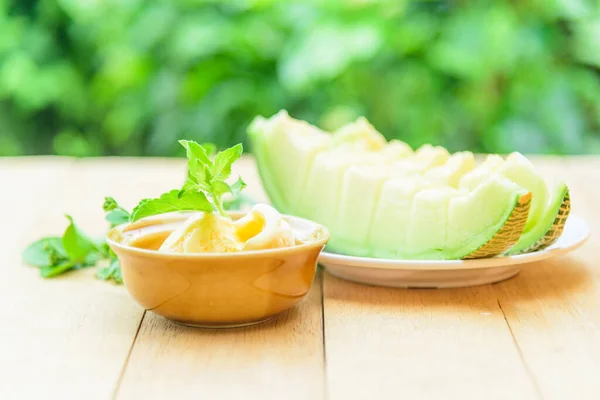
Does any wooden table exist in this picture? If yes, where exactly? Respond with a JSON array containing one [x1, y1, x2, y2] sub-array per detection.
[[1, 156, 598, 400]]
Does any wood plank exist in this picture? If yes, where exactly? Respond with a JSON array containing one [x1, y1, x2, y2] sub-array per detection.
[[323, 277, 540, 399], [321, 157, 570, 400], [493, 158, 600, 400], [117, 271, 324, 400], [116, 157, 326, 400], [0, 158, 185, 399]]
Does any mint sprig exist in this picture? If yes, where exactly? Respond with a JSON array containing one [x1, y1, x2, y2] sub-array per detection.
[[22, 140, 251, 284], [22, 215, 101, 278], [130, 141, 246, 221]]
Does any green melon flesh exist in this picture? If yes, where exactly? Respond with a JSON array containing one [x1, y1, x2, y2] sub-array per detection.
[[405, 187, 465, 260], [248, 111, 535, 260], [332, 150, 473, 257], [332, 116, 388, 150], [248, 111, 331, 213], [508, 183, 570, 254], [445, 175, 529, 259], [460, 152, 570, 254], [424, 151, 476, 187]]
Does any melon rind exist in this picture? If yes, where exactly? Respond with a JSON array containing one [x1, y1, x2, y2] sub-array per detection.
[[462, 192, 532, 259], [510, 187, 570, 254]]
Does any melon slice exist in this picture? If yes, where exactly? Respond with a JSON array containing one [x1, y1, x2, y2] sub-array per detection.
[[460, 152, 570, 254], [510, 182, 570, 253], [365, 174, 530, 260], [248, 110, 332, 213], [405, 187, 467, 260], [368, 176, 435, 258], [332, 148, 474, 255], [249, 111, 539, 260], [298, 143, 411, 231], [446, 175, 531, 259]]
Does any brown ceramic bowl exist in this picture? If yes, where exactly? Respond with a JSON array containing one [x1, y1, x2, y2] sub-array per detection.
[[106, 212, 329, 328]]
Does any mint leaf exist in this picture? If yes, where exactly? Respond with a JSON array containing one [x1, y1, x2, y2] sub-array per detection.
[[212, 143, 243, 180], [40, 261, 75, 278], [179, 140, 213, 183], [223, 193, 256, 211], [211, 180, 233, 198], [103, 197, 130, 227], [103, 197, 119, 212], [202, 143, 217, 157], [130, 189, 213, 222], [22, 237, 67, 267], [62, 215, 99, 263], [106, 209, 130, 226], [96, 258, 123, 284], [229, 177, 247, 198]]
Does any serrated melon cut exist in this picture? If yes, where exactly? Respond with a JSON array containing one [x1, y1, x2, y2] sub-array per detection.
[[367, 177, 439, 258], [404, 187, 467, 260], [424, 151, 476, 187], [445, 174, 531, 259], [381, 139, 414, 158], [332, 165, 415, 255], [299, 146, 405, 230], [248, 111, 332, 213], [390, 145, 450, 175], [332, 117, 387, 151], [459, 154, 504, 189]]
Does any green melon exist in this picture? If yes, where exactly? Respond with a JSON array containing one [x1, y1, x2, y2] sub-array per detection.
[[460, 152, 570, 254], [247, 110, 331, 214], [248, 111, 537, 260]]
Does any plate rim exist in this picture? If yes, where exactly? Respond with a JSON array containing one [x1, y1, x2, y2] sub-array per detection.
[[318, 214, 590, 271]]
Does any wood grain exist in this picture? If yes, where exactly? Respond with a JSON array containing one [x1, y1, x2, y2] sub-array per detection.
[[117, 271, 324, 400], [0, 158, 185, 399], [322, 276, 540, 399], [492, 158, 600, 400]]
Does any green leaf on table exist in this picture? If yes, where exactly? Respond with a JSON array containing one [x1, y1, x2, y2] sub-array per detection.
[[130, 189, 213, 222], [40, 261, 76, 278], [212, 143, 242, 180], [96, 258, 123, 284], [22, 237, 68, 267], [62, 215, 100, 263]]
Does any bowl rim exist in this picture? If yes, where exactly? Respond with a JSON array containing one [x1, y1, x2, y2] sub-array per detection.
[[106, 211, 330, 260]]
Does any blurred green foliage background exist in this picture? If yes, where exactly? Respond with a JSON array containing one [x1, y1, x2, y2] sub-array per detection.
[[1, 0, 600, 157]]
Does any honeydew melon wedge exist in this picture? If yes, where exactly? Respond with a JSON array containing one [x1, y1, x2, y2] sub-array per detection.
[[423, 151, 476, 187], [248, 111, 535, 260], [365, 174, 531, 260], [248, 110, 332, 214], [519, 183, 570, 253], [333, 150, 473, 255], [447, 175, 531, 259], [460, 152, 570, 254], [298, 142, 413, 231]]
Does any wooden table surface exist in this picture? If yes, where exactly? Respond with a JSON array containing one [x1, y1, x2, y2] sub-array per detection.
[[1, 155, 598, 400]]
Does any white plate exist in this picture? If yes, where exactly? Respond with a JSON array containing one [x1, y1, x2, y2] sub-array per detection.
[[319, 214, 590, 289]]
